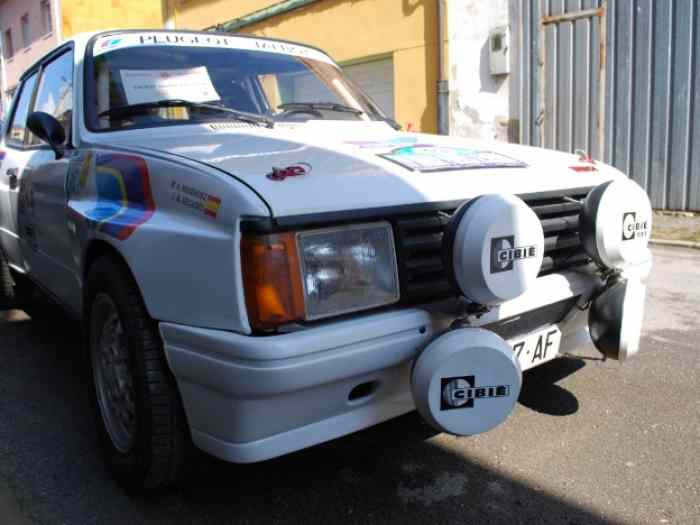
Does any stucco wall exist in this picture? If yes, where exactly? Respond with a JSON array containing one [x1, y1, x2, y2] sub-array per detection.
[[60, 0, 164, 38], [170, 0, 280, 29], [448, 0, 510, 141], [171, 0, 440, 133], [0, 0, 165, 113], [0, 0, 60, 93]]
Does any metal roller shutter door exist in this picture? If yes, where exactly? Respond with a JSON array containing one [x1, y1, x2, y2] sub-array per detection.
[[343, 58, 395, 119]]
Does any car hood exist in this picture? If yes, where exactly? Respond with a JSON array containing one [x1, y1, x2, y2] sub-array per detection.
[[114, 121, 618, 218]]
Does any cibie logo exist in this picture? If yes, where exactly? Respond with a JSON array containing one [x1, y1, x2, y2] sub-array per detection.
[[490, 235, 537, 273], [441, 376, 511, 411], [622, 212, 648, 241]]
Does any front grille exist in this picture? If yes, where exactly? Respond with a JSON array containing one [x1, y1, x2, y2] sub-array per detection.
[[392, 189, 592, 305]]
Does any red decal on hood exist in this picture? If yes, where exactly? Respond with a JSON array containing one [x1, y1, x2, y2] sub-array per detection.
[[569, 165, 598, 172], [266, 163, 311, 181]]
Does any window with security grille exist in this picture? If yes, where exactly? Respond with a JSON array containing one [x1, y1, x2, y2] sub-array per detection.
[[41, 1, 53, 35], [20, 14, 30, 48], [2, 29, 13, 59]]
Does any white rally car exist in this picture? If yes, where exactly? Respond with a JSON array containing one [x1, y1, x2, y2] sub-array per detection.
[[0, 30, 652, 491]]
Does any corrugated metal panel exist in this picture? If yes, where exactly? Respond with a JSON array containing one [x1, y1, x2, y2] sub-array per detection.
[[520, 0, 605, 156], [516, 0, 700, 211], [343, 58, 395, 118]]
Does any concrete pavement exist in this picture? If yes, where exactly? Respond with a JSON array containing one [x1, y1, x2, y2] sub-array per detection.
[[0, 245, 697, 524]]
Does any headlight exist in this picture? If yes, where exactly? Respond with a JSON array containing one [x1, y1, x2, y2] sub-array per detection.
[[297, 222, 400, 320], [242, 222, 399, 330]]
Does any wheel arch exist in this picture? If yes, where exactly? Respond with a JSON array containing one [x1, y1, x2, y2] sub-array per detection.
[[82, 236, 190, 490], [82, 239, 150, 318]]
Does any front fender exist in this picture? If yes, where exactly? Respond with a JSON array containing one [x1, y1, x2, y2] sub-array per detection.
[[71, 147, 269, 333]]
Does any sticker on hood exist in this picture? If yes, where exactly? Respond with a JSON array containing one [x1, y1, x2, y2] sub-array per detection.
[[345, 139, 527, 172], [379, 145, 527, 172]]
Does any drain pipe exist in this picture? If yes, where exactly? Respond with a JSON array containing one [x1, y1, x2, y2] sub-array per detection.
[[437, 0, 449, 135]]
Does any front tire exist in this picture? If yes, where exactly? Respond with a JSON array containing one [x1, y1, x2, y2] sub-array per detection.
[[86, 256, 189, 492]]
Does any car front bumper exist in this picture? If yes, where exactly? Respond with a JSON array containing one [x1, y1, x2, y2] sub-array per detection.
[[160, 269, 602, 464]]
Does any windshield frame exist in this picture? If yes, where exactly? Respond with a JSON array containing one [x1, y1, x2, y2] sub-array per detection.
[[83, 30, 387, 133]]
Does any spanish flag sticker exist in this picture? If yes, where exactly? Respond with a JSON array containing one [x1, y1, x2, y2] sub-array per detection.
[[204, 195, 222, 218]]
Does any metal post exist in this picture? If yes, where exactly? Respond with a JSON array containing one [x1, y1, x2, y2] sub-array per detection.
[[438, 80, 449, 135], [437, 0, 449, 135]]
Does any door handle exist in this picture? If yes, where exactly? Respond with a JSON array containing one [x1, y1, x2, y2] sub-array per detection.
[[6, 168, 18, 190]]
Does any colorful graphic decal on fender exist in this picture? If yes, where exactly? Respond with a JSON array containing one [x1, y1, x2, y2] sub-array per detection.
[[170, 181, 222, 219], [84, 153, 155, 240], [345, 139, 527, 172], [0, 151, 6, 161]]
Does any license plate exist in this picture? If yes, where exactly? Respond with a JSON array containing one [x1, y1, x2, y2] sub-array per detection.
[[510, 326, 562, 371]]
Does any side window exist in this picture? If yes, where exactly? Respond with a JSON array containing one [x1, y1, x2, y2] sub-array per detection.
[[29, 50, 73, 146], [6, 73, 37, 146]]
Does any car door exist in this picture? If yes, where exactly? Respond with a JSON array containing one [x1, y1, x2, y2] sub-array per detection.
[[19, 48, 79, 311], [0, 72, 39, 269]]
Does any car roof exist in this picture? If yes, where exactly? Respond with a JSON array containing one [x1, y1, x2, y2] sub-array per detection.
[[18, 31, 98, 81]]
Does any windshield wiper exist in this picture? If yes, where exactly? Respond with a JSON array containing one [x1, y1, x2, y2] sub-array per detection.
[[277, 102, 365, 115], [378, 116, 401, 130], [98, 99, 274, 128], [277, 101, 400, 128]]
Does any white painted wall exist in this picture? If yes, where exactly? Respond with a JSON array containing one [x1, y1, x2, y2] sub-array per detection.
[[447, 0, 510, 141]]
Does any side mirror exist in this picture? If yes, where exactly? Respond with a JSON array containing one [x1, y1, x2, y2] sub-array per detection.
[[27, 111, 66, 159]]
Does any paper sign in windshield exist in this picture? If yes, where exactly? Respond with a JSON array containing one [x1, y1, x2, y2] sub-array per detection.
[[378, 145, 528, 172], [120, 67, 220, 105]]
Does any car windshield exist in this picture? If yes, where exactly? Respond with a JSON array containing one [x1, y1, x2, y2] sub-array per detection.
[[87, 32, 388, 131]]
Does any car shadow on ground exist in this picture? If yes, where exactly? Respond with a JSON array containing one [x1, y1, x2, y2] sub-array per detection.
[[0, 308, 619, 525], [518, 357, 584, 416]]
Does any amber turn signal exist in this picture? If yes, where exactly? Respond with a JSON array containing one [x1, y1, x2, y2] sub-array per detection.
[[241, 232, 306, 330]]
